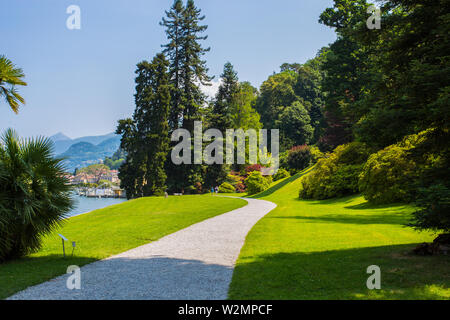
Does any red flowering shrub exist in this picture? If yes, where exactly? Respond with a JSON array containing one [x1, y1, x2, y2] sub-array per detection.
[[245, 164, 263, 174]]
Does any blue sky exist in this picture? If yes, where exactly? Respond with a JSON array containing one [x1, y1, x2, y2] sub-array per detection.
[[0, 0, 336, 139]]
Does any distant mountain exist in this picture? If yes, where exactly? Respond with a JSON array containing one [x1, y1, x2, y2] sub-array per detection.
[[53, 133, 121, 172], [51, 132, 119, 154], [50, 132, 71, 142]]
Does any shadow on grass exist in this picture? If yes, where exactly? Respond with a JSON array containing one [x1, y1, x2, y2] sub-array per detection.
[[271, 213, 408, 226], [303, 194, 362, 205], [0, 254, 96, 299], [229, 244, 450, 300], [4, 255, 233, 300], [251, 167, 314, 199], [345, 201, 410, 211]]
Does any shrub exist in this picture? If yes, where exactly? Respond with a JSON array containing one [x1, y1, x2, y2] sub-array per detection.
[[219, 182, 235, 193], [235, 182, 246, 193], [299, 142, 370, 200], [245, 164, 262, 174], [407, 128, 450, 234], [310, 146, 325, 163], [194, 182, 203, 194], [274, 168, 290, 181], [245, 171, 270, 195], [409, 184, 450, 233], [265, 174, 273, 185], [185, 185, 197, 194], [359, 134, 422, 203], [0, 129, 73, 261], [287, 145, 312, 173], [225, 173, 242, 186]]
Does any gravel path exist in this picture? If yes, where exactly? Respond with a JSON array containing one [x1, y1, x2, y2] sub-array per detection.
[[8, 197, 276, 300]]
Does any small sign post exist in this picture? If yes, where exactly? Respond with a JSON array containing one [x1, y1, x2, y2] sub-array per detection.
[[58, 234, 68, 258]]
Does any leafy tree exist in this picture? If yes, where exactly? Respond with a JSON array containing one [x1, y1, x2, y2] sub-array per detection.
[[317, 0, 374, 151], [294, 55, 326, 142], [277, 101, 314, 149], [104, 148, 126, 170], [0, 55, 27, 113], [255, 71, 299, 130], [231, 82, 261, 130], [353, 0, 450, 149], [255, 55, 325, 150], [0, 129, 73, 261], [78, 163, 110, 183]]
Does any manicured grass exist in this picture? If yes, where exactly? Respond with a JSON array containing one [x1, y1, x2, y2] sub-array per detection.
[[0, 195, 246, 299], [229, 169, 450, 299]]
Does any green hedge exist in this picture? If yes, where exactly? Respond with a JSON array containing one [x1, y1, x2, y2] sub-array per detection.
[[245, 171, 270, 195], [359, 130, 433, 204], [299, 142, 370, 200], [274, 168, 290, 181], [219, 182, 235, 193]]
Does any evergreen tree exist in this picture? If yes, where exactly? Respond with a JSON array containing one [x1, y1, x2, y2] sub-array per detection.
[[160, 0, 185, 132], [141, 54, 171, 195], [116, 118, 143, 199], [117, 54, 171, 198], [211, 62, 238, 131], [205, 62, 239, 187], [180, 0, 212, 132], [161, 0, 212, 191]]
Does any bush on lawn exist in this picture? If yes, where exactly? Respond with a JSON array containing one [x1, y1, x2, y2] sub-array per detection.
[[407, 128, 450, 234], [225, 173, 241, 186], [235, 182, 246, 193], [219, 182, 235, 193], [358, 132, 426, 203], [298, 142, 370, 200], [245, 164, 263, 174], [0, 129, 73, 262], [245, 171, 270, 195], [310, 146, 325, 163], [286, 145, 312, 173], [409, 184, 450, 233], [274, 168, 290, 181]]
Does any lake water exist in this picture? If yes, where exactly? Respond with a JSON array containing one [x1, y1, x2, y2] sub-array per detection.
[[67, 196, 127, 218]]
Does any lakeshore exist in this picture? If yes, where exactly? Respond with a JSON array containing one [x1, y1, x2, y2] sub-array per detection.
[[67, 195, 127, 218]]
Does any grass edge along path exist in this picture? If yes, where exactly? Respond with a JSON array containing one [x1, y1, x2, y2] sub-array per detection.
[[229, 168, 450, 299], [0, 195, 247, 299]]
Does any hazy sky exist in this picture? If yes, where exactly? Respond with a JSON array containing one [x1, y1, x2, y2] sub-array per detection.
[[1, 0, 336, 139]]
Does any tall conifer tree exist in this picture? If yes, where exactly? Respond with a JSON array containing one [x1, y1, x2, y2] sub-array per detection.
[[161, 0, 212, 191], [118, 54, 171, 198], [205, 63, 239, 187], [160, 0, 185, 132]]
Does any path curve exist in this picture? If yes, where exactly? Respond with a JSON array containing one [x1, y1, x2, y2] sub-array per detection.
[[8, 197, 276, 300]]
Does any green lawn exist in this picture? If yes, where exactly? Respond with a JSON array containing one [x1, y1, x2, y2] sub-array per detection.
[[0, 195, 246, 299], [229, 169, 450, 299]]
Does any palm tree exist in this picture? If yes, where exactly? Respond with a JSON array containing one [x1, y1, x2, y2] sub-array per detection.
[[0, 129, 74, 261], [0, 55, 27, 113]]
